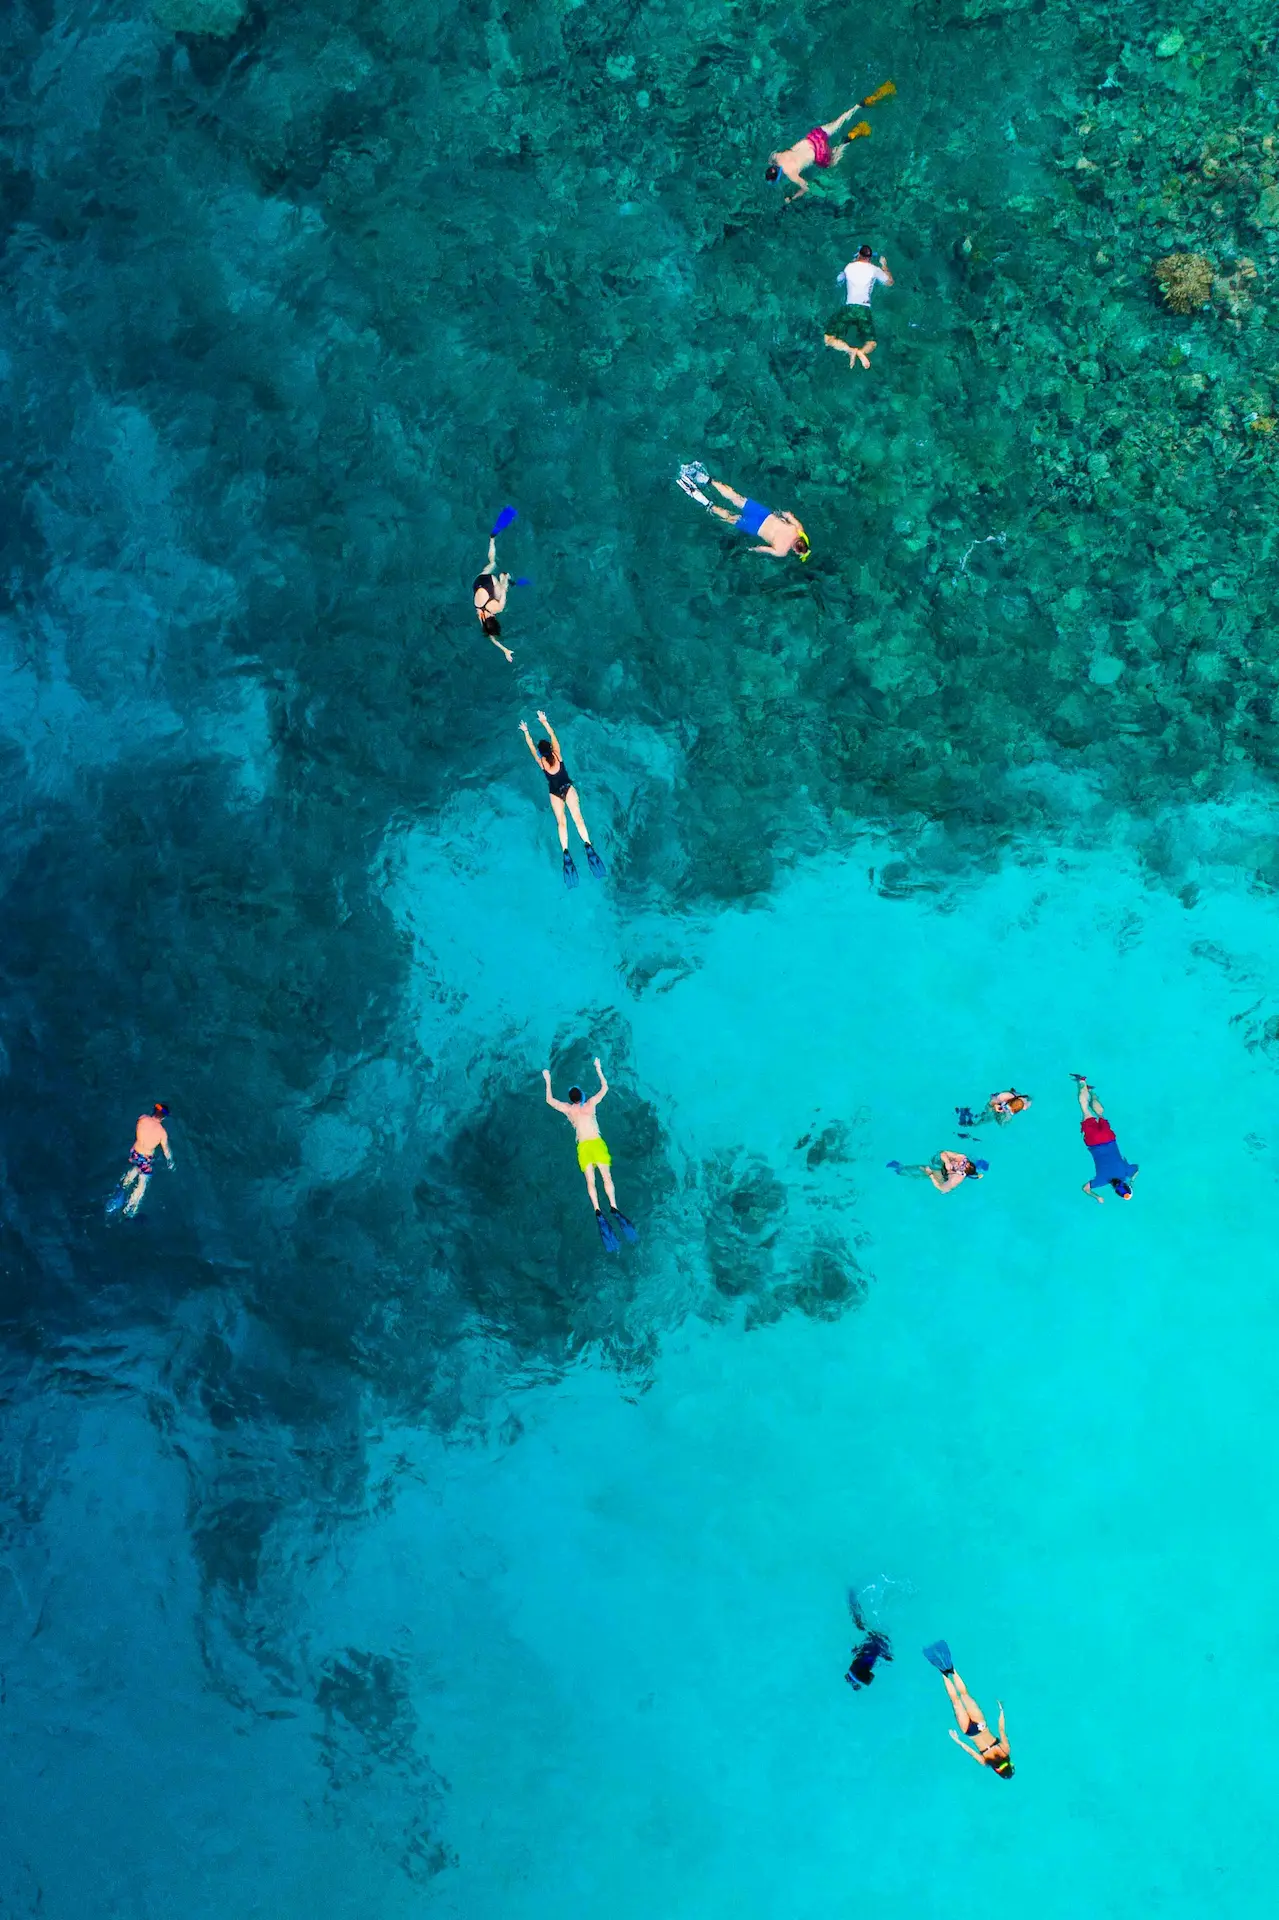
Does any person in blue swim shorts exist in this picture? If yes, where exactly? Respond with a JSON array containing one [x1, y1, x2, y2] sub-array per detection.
[[1073, 1074, 1138, 1202], [706, 476, 810, 559]]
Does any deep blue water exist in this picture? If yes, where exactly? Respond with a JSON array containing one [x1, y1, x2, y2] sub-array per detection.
[[3, 0, 1279, 1911]]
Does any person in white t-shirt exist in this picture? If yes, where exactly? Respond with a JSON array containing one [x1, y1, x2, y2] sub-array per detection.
[[823, 244, 893, 372]]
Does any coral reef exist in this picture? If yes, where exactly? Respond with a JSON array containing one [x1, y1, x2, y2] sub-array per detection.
[[1154, 251, 1215, 313]]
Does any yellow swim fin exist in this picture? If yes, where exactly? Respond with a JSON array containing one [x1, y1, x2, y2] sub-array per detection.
[[845, 121, 872, 142], [862, 80, 896, 107]]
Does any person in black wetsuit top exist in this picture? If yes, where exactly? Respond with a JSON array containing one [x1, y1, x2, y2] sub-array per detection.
[[844, 1586, 893, 1691], [473, 531, 513, 662], [519, 710, 606, 890]]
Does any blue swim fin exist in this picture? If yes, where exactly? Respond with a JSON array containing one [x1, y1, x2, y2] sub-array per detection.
[[922, 1641, 954, 1673], [562, 850, 580, 890], [886, 1159, 902, 1173], [585, 844, 606, 880], [611, 1208, 638, 1244], [514, 576, 531, 586], [596, 1209, 619, 1252], [491, 506, 517, 535], [105, 1184, 127, 1217]]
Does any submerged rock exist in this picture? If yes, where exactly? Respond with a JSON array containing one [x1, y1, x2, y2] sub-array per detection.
[[1154, 251, 1214, 313]]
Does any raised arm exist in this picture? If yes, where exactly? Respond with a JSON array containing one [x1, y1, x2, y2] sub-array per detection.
[[519, 720, 544, 764], [997, 1703, 1007, 1745], [536, 710, 562, 760], [543, 1068, 570, 1114], [878, 256, 894, 287], [593, 1055, 608, 1100]]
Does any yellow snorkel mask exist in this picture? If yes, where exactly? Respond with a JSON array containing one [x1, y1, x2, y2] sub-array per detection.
[[794, 531, 812, 562]]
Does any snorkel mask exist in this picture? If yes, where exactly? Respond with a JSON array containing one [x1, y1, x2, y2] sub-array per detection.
[[794, 532, 811, 562]]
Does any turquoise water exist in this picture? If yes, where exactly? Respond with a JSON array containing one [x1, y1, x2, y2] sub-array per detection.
[[3, 0, 1279, 1911]]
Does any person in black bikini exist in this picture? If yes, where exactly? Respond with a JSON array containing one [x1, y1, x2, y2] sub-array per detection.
[[923, 1643, 1013, 1778], [519, 710, 605, 889], [473, 532, 513, 662]]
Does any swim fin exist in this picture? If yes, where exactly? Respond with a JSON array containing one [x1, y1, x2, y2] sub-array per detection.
[[562, 850, 580, 890], [845, 120, 872, 142], [862, 80, 897, 106], [491, 506, 517, 535], [105, 1184, 127, 1217], [596, 1209, 619, 1252], [885, 1159, 902, 1173], [922, 1641, 954, 1673], [611, 1208, 638, 1244], [585, 844, 606, 880]]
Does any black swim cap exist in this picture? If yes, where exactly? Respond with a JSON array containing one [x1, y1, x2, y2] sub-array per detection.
[[765, 163, 779, 182], [568, 1086, 583, 1104]]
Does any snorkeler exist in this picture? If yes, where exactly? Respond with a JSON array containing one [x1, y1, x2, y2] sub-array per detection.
[[1074, 1074, 1138, 1203], [108, 1104, 174, 1218], [765, 83, 896, 204], [824, 245, 894, 372], [519, 710, 606, 889], [702, 476, 810, 559], [844, 1587, 893, 1691], [473, 530, 513, 663], [957, 1088, 1032, 1129], [923, 1643, 1013, 1779], [543, 1058, 638, 1251], [887, 1150, 986, 1192]]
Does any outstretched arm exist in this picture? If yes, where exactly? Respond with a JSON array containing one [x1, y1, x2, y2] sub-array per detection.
[[949, 1731, 985, 1764], [543, 1069, 570, 1114], [594, 1056, 608, 1100], [1081, 1180, 1103, 1204], [879, 257, 894, 286], [536, 710, 562, 761], [997, 1703, 1007, 1744], [519, 721, 544, 763]]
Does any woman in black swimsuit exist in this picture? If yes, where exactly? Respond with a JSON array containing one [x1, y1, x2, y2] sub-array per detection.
[[473, 533, 513, 662], [518, 710, 606, 890]]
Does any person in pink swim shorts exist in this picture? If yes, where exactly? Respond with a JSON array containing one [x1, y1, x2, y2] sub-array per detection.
[[765, 83, 894, 202]]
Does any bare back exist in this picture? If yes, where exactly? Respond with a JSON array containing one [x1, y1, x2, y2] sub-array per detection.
[[134, 1113, 169, 1156]]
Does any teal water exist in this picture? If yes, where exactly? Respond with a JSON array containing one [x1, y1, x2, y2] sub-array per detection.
[[2, 0, 1278, 1911]]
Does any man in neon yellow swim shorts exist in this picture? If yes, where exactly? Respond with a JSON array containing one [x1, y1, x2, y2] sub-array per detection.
[[543, 1056, 639, 1252]]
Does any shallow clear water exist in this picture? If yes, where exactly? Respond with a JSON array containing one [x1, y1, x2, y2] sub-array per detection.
[[2, 0, 1278, 1911]]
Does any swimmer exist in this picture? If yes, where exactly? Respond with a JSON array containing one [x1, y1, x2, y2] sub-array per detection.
[[542, 1058, 638, 1251], [887, 1150, 986, 1189], [923, 1643, 1013, 1779], [705, 478, 810, 559], [110, 1103, 174, 1218], [924, 1150, 982, 1192], [844, 1586, 893, 1691], [824, 244, 894, 372], [473, 532, 513, 662], [519, 711, 605, 889], [987, 1087, 1031, 1121], [1073, 1074, 1138, 1202], [765, 83, 895, 202]]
